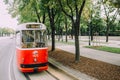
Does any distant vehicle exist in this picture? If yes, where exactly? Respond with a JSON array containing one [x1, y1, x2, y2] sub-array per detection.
[[16, 22, 48, 72]]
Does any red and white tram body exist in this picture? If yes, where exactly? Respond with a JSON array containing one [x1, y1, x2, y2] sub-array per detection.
[[16, 23, 48, 72]]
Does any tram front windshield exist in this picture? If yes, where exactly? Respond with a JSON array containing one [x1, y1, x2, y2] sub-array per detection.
[[22, 30, 46, 48]]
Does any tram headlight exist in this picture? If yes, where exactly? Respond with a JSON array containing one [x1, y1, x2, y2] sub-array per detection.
[[33, 51, 38, 62], [45, 56, 48, 61], [22, 58, 24, 63], [34, 58, 37, 62], [33, 51, 38, 56]]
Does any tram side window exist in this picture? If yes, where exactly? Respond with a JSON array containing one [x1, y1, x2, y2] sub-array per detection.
[[16, 31, 21, 47], [22, 30, 34, 48]]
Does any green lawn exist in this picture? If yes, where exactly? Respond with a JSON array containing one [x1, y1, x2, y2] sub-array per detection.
[[55, 40, 74, 45], [86, 46, 120, 54]]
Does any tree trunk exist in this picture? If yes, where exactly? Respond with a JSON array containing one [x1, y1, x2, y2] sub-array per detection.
[[74, 22, 80, 62], [47, 29, 50, 40], [65, 16, 68, 42], [61, 29, 63, 42], [51, 25, 55, 51], [65, 25, 68, 42], [71, 24, 74, 39], [34, 6, 41, 23], [47, 7, 56, 51], [42, 13, 46, 23], [90, 26, 93, 41], [106, 23, 110, 42]]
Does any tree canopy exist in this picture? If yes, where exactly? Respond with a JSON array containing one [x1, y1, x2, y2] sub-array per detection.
[[4, 0, 120, 61]]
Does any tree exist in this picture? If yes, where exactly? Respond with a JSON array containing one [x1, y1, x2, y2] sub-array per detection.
[[0, 27, 14, 36], [64, 15, 68, 42], [5, 0, 46, 23], [91, 1, 105, 37], [101, 0, 120, 42], [110, 0, 120, 8], [57, 0, 86, 62], [41, 0, 61, 51]]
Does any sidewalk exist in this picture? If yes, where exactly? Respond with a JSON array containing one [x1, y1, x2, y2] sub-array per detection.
[[49, 58, 98, 80], [48, 40, 120, 80], [48, 41, 120, 66]]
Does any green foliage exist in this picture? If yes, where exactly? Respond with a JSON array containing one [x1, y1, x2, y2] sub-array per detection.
[[82, 0, 92, 21], [92, 17, 105, 34], [109, 0, 120, 8], [86, 46, 120, 54], [4, 0, 120, 36], [0, 27, 14, 34]]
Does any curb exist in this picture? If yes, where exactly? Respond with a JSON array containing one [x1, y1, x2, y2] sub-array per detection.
[[49, 58, 98, 80]]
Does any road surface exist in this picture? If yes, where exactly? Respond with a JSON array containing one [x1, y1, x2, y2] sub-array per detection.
[[0, 37, 76, 80]]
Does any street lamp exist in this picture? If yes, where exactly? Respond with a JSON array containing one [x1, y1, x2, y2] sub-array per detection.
[[88, 19, 91, 46]]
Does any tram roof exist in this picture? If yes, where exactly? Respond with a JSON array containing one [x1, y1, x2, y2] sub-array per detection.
[[17, 22, 46, 30]]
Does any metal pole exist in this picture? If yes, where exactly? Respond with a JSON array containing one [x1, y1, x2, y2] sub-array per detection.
[[89, 22, 91, 46]]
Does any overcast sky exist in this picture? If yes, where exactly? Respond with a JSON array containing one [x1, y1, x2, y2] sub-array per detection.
[[0, 0, 18, 30]]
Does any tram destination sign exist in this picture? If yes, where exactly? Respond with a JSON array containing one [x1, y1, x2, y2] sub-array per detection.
[[26, 24, 40, 28]]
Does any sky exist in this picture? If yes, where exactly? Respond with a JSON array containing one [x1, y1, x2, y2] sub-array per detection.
[[0, 0, 18, 30]]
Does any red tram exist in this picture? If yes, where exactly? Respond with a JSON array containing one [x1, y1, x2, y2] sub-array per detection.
[[16, 23, 48, 72]]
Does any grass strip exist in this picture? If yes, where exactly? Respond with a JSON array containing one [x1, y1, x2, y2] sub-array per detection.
[[86, 46, 120, 54]]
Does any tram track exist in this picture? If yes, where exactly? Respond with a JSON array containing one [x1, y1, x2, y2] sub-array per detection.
[[23, 64, 77, 80], [45, 70, 59, 80], [23, 70, 59, 80], [24, 73, 31, 80]]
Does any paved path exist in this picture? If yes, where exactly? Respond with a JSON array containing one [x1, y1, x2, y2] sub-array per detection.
[[48, 41, 120, 66]]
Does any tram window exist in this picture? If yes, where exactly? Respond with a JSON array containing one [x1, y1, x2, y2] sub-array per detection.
[[22, 30, 34, 42], [22, 30, 34, 48], [35, 30, 46, 47], [21, 30, 46, 48], [16, 32, 21, 47]]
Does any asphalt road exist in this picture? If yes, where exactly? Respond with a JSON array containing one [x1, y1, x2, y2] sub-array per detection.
[[0, 37, 75, 80], [0, 37, 15, 80], [0, 37, 26, 80]]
